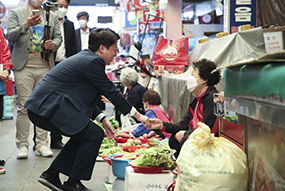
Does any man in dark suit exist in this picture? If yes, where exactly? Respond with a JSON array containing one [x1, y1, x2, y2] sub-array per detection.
[[24, 28, 150, 191], [75, 11, 95, 53], [50, 0, 77, 149]]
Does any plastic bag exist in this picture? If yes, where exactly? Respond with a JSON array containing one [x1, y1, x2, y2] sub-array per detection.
[[174, 122, 248, 191], [120, 114, 139, 131], [153, 37, 189, 66]]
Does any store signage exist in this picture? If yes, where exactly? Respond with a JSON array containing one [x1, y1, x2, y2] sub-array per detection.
[[224, 0, 256, 34], [134, 0, 147, 9], [138, 22, 150, 34], [125, 10, 137, 27], [263, 31, 284, 53], [0, 2, 6, 19], [142, 10, 164, 23]]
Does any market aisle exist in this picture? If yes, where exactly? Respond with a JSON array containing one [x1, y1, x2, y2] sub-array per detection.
[[0, 105, 111, 191]]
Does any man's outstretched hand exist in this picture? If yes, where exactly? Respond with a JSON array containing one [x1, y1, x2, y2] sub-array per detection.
[[102, 118, 116, 138]]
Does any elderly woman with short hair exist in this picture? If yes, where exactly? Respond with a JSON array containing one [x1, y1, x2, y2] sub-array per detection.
[[102, 67, 147, 124], [119, 67, 147, 115]]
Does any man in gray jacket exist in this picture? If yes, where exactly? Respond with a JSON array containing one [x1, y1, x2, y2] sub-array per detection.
[[7, 0, 62, 159]]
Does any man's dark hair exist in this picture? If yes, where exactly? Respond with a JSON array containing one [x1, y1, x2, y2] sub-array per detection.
[[193, 58, 221, 87], [77, 11, 89, 21], [88, 28, 120, 52], [142, 90, 161, 105], [52, 0, 70, 4]]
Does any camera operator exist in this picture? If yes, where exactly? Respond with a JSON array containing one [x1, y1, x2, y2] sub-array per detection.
[[7, 0, 62, 159]]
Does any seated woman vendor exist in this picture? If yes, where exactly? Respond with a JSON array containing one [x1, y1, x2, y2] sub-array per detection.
[[117, 90, 171, 139], [149, 59, 221, 158]]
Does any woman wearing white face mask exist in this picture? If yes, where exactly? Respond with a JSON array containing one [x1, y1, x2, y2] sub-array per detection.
[[149, 59, 221, 158]]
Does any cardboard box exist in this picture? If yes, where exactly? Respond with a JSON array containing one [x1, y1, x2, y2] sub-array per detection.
[[154, 65, 185, 76], [124, 166, 174, 191]]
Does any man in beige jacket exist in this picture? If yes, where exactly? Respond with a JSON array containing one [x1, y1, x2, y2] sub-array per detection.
[[7, 0, 62, 159]]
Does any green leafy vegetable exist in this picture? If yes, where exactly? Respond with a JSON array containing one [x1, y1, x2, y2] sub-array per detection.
[[131, 147, 175, 169], [99, 138, 115, 153], [93, 118, 119, 130], [100, 147, 126, 156]]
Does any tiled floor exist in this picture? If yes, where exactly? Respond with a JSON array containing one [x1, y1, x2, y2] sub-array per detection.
[[0, 104, 116, 191]]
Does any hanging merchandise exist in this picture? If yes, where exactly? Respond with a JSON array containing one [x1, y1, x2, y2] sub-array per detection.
[[153, 36, 189, 66], [152, 37, 189, 76]]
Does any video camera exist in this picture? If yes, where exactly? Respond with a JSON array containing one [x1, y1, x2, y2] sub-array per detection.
[[43, 0, 58, 12]]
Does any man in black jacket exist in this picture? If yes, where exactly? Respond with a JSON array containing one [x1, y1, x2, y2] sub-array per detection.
[[53, 0, 76, 64], [51, 0, 77, 149], [75, 11, 95, 53]]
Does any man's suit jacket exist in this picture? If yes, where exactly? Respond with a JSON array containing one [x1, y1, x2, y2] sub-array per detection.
[[7, 6, 62, 71], [25, 49, 133, 135], [60, 17, 77, 58], [75, 27, 94, 53]]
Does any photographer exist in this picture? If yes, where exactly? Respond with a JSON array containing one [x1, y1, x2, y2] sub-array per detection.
[[7, 0, 62, 159]]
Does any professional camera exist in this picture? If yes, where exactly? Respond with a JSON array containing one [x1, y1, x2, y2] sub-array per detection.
[[43, 0, 58, 11]]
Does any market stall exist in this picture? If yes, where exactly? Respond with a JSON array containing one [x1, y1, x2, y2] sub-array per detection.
[[158, 27, 266, 123], [98, 137, 175, 191], [221, 51, 285, 190]]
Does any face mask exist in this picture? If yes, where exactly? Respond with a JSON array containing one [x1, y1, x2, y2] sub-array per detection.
[[186, 76, 199, 92], [30, 0, 43, 8], [78, 19, 87, 28], [55, 7, 68, 18], [144, 102, 149, 111]]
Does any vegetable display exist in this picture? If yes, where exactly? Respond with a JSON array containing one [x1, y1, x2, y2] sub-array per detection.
[[100, 147, 126, 156], [93, 118, 120, 129], [99, 138, 115, 153], [131, 147, 176, 169]]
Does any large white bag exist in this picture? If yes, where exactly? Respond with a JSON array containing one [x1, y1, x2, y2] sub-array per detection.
[[175, 122, 248, 191]]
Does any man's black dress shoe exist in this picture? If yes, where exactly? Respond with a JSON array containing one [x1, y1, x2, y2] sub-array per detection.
[[38, 171, 64, 191], [63, 181, 93, 191], [51, 141, 64, 149]]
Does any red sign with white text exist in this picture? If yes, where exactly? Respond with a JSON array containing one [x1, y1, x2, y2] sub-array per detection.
[[138, 22, 150, 34], [135, 0, 147, 9]]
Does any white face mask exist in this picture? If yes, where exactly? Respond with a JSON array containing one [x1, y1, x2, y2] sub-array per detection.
[[78, 19, 87, 28], [186, 76, 199, 92], [55, 7, 68, 18], [144, 102, 149, 111], [30, 0, 43, 8]]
